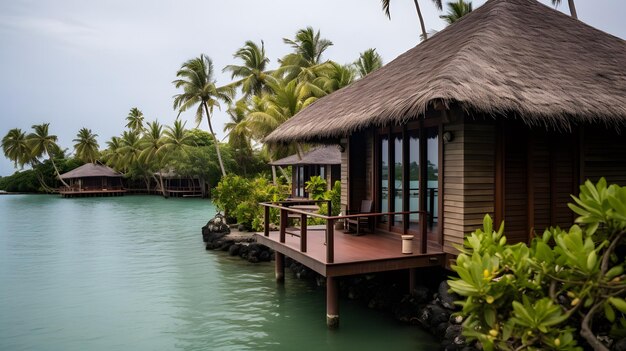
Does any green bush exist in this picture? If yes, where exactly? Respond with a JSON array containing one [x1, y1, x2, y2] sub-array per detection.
[[449, 178, 626, 350], [305, 175, 327, 200], [213, 174, 289, 230]]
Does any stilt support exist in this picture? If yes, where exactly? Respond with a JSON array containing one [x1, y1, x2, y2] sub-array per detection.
[[326, 276, 339, 329], [275, 252, 285, 283], [409, 268, 416, 295]]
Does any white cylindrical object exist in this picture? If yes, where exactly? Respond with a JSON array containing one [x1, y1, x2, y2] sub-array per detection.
[[401, 235, 414, 254]]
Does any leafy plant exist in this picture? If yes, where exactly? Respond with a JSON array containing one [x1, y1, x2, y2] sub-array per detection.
[[305, 175, 327, 200], [449, 178, 626, 351], [213, 174, 289, 230]]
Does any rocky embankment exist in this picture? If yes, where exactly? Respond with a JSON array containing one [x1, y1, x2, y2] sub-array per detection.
[[201, 214, 475, 350]]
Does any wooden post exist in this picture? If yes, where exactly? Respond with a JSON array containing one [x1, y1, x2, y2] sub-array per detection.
[[275, 252, 285, 283], [326, 276, 339, 329], [264, 205, 270, 237], [409, 268, 416, 295], [300, 213, 307, 252], [280, 208, 287, 243], [326, 219, 334, 263]]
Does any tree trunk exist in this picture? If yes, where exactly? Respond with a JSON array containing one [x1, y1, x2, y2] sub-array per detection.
[[568, 0, 578, 19], [271, 166, 277, 186], [45, 145, 70, 188], [202, 102, 227, 177], [154, 173, 168, 198], [278, 166, 290, 184], [413, 0, 429, 40]]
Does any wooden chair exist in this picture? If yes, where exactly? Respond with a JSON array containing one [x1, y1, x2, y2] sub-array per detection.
[[345, 199, 373, 235]]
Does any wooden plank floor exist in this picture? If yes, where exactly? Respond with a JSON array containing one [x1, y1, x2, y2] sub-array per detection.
[[255, 228, 445, 277]]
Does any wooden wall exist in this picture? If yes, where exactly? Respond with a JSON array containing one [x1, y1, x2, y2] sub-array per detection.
[[442, 116, 496, 254], [583, 127, 626, 186]]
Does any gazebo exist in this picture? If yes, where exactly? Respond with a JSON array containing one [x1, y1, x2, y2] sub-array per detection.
[[59, 163, 125, 197], [270, 145, 341, 198]]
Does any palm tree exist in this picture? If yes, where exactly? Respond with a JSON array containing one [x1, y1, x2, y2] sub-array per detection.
[[223, 41, 272, 97], [440, 0, 472, 25], [353, 49, 383, 79], [224, 100, 254, 176], [2, 128, 32, 168], [551, 0, 577, 19], [103, 136, 123, 170], [277, 27, 333, 83], [381, 0, 443, 40], [27, 123, 70, 188], [140, 121, 168, 197], [73, 128, 100, 164], [125, 108, 145, 133], [313, 62, 355, 94], [163, 119, 194, 153], [118, 131, 143, 170], [246, 79, 318, 183], [173, 54, 234, 177]]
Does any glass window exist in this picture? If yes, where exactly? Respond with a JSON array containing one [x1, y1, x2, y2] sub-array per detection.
[[380, 136, 389, 223], [409, 130, 420, 228], [393, 134, 403, 224], [426, 128, 439, 229]]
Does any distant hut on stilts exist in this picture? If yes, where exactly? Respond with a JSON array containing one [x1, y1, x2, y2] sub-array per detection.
[[59, 163, 125, 198]]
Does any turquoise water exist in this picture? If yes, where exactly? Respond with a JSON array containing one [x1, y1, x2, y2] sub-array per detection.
[[0, 195, 437, 351]]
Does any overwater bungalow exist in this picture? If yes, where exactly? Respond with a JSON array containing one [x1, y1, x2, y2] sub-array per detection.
[[270, 145, 341, 198], [158, 170, 206, 198], [256, 0, 626, 328], [59, 163, 125, 198]]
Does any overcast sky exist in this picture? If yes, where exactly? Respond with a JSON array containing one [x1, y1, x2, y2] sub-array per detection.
[[0, 0, 624, 176]]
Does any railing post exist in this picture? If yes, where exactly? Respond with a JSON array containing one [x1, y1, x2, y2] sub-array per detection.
[[326, 219, 334, 263], [300, 213, 307, 252], [264, 205, 270, 237], [328, 200, 332, 217], [280, 208, 287, 243]]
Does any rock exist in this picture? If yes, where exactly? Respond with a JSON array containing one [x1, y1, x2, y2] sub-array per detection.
[[259, 250, 271, 262], [427, 304, 451, 327], [412, 285, 431, 304], [438, 281, 460, 311], [445, 325, 463, 341], [449, 314, 464, 325], [228, 244, 241, 256], [201, 213, 230, 242]]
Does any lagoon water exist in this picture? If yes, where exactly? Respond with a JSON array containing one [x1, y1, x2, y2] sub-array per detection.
[[0, 195, 437, 351]]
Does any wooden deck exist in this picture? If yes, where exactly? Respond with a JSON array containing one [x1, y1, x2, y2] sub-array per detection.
[[255, 227, 445, 278], [257, 200, 447, 328], [59, 189, 126, 198]]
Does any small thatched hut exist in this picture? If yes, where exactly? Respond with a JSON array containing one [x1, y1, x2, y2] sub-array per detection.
[[59, 163, 125, 197], [265, 0, 626, 255], [270, 146, 341, 198]]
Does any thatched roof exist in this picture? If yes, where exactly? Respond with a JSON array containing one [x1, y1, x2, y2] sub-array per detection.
[[270, 145, 341, 166], [60, 163, 123, 179], [266, 0, 626, 143]]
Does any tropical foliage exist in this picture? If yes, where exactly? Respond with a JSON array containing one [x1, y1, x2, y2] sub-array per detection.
[[212, 174, 289, 230], [449, 179, 626, 351], [440, 0, 473, 24]]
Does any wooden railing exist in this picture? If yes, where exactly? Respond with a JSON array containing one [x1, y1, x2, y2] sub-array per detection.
[[59, 185, 125, 193], [260, 200, 429, 263]]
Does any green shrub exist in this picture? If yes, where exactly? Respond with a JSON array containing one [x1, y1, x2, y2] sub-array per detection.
[[212, 174, 253, 221], [449, 178, 626, 350], [213, 174, 289, 230], [305, 175, 327, 200]]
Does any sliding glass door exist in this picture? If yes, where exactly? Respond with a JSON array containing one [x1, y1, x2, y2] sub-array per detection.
[[378, 125, 439, 235]]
